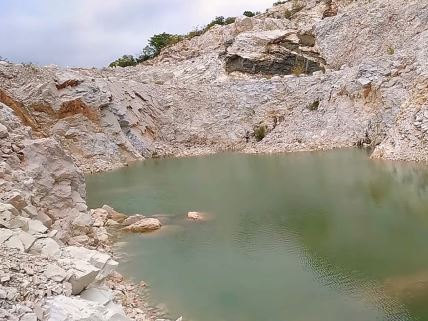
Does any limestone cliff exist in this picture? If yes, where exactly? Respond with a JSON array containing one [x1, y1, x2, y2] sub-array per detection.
[[0, 0, 427, 174]]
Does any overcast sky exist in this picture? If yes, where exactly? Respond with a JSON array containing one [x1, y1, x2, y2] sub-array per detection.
[[0, 0, 274, 68]]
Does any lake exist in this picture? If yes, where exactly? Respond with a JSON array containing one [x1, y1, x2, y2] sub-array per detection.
[[87, 150, 428, 321]]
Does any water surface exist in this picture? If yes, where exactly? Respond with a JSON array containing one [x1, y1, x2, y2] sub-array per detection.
[[87, 150, 428, 321]]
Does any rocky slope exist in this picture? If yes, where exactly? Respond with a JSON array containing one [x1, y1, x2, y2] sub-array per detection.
[[0, 0, 427, 320], [0, 0, 427, 173]]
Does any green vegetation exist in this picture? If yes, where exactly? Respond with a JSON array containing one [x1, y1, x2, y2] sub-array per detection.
[[109, 55, 138, 68], [387, 46, 395, 55], [254, 124, 267, 142], [291, 63, 305, 76], [243, 11, 256, 17], [109, 14, 241, 67], [273, 1, 288, 6], [308, 100, 320, 111]]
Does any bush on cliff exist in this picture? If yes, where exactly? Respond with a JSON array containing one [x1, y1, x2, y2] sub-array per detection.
[[243, 11, 256, 17], [109, 55, 137, 68], [254, 125, 267, 141]]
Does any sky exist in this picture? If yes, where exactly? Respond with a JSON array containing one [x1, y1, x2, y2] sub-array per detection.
[[0, 0, 274, 68]]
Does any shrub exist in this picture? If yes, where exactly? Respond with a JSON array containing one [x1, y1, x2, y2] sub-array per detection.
[[291, 63, 305, 76], [225, 17, 236, 24], [274, 1, 288, 6], [149, 33, 183, 54], [109, 55, 137, 68], [387, 46, 395, 55], [308, 100, 320, 111], [243, 11, 256, 17], [283, 9, 293, 19], [186, 28, 204, 39], [254, 124, 267, 142]]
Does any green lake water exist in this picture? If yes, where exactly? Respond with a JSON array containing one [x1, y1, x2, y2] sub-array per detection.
[[87, 150, 428, 321]]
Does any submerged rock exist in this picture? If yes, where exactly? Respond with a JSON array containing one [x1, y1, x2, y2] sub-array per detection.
[[187, 211, 205, 221], [102, 205, 128, 223], [122, 214, 146, 227], [122, 218, 162, 233]]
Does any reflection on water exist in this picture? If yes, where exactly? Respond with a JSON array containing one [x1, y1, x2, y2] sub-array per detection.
[[87, 150, 428, 321]]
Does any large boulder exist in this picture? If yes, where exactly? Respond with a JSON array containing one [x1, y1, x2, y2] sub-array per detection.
[[29, 238, 61, 257], [121, 214, 145, 227], [61, 247, 119, 282], [28, 219, 48, 235], [0, 203, 27, 230], [102, 205, 128, 223], [44, 263, 67, 282], [66, 259, 101, 295], [121, 218, 161, 233]]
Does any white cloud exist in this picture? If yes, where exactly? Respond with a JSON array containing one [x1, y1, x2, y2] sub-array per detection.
[[0, 0, 274, 67]]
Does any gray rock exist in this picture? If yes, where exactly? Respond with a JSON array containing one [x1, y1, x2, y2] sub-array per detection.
[[19, 313, 37, 321], [28, 219, 48, 235], [44, 263, 67, 282], [29, 238, 61, 257], [4, 234, 24, 252], [80, 287, 113, 306], [0, 123, 8, 139], [18, 231, 36, 252], [47, 295, 131, 321], [122, 214, 145, 227], [67, 261, 101, 295], [0, 228, 14, 243]]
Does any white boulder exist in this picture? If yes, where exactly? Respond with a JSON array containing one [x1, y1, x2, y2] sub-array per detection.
[[187, 211, 205, 221], [28, 219, 48, 234], [121, 218, 161, 233], [44, 263, 67, 282], [47, 295, 131, 321], [29, 238, 61, 257]]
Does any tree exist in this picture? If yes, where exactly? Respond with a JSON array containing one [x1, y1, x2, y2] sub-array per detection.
[[136, 45, 157, 62], [149, 33, 183, 56], [243, 11, 256, 17]]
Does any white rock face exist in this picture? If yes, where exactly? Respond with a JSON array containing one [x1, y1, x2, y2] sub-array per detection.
[[29, 238, 61, 257], [47, 295, 131, 321], [28, 219, 48, 234]]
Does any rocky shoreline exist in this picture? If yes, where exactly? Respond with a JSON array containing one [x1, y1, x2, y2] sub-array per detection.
[[0, 101, 178, 321]]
